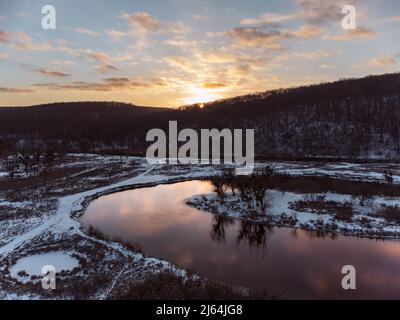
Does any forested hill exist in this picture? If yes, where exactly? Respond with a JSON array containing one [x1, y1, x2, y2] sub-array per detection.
[[180, 72, 400, 159], [1, 73, 400, 160]]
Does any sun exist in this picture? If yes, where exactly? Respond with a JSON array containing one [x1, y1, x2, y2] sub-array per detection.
[[184, 87, 220, 105]]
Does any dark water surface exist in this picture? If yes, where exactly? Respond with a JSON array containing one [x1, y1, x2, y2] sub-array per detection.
[[81, 180, 400, 299]]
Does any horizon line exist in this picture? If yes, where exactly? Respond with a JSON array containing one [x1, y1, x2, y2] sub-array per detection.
[[1, 71, 399, 109]]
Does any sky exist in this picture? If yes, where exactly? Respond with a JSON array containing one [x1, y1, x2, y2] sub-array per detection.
[[0, 0, 399, 108]]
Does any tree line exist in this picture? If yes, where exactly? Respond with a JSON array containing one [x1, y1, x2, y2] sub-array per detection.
[[0, 73, 399, 160]]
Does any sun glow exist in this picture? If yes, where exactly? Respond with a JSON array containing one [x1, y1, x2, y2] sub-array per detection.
[[184, 87, 221, 105]]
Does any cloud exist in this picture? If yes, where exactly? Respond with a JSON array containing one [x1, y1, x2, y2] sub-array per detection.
[[15, 12, 33, 18], [121, 11, 192, 51], [0, 16, 5, 21], [288, 24, 322, 38], [166, 21, 192, 35], [320, 64, 333, 69], [389, 16, 400, 23], [368, 55, 396, 67], [325, 26, 376, 41], [86, 50, 119, 73], [222, 28, 284, 49], [352, 55, 397, 70], [0, 87, 34, 93], [292, 49, 335, 60], [240, 0, 358, 27], [51, 60, 75, 66], [221, 24, 322, 48], [0, 52, 9, 60], [241, 13, 299, 25], [122, 12, 161, 49], [297, 0, 357, 25], [196, 51, 237, 63], [111, 54, 135, 62], [123, 12, 192, 36], [95, 64, 119, 73], [193, 14, 207, 21], [73, 28, 100, 37], [102, 77, 166, 88], [34, 67, 71, 78], [56, 39, 82, 57], [34, 77, 166, 92], [164, 38, 198, 49], [163, 56, 194, 72], [201, 81, 226, 89], [123, 12, 161, 34], [1, 30, 53, 51], [12, 32, 52, 51], [87, 51, 110, 64], [106, 29, 128, 41], [0, 29, 11, 42]]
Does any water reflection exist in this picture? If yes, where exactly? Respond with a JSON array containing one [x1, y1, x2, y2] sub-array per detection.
[[210, 215, 235, 243], [236, 220, 272, 252], [209, 215, 272, 252], [81, 180, 400, 299]]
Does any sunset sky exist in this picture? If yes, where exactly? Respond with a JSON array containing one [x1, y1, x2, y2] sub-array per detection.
[[0, 0, 399, 107]]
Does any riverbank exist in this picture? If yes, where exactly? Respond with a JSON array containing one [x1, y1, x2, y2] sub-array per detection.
[[0, 154, 399, 299]]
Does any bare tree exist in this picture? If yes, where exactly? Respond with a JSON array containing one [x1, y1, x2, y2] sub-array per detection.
[[4, 154, 19, 178]]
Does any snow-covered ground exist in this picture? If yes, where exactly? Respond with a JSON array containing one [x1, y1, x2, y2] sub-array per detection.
[[0, 154, 399, 299], [10, 252, 79, 284], [188, 190, 400, 239], [0, 154, 219, 299], [255, 161, 400, 184]]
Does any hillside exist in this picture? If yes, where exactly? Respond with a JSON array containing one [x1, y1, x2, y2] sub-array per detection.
[[1, 73, 400, 159]]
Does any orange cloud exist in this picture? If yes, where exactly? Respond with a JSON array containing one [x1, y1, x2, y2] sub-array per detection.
[[34, 77, 166, 92], [297, 0, 357, 25], [368, 55, 396, 67], [325, 26, 376, 41], [201, 81, 227, 89], [0, 29, 11, 42], [34, 68, 71, 78], [86, 50, 119, 73], [0, 87, 34, 93], [163, 56, 194, 72], [12, 32, 52, 51], [389, 16, 400, 23], [193, 14, 207, 21], [222, 28, 284, 49], [241, 13, 299, 25], [222, 24, 322, 49], [106, 29, 128, 41], [123, 12, 161, 34], [73, 28, 100, 37], [0, 52, 9, 60]]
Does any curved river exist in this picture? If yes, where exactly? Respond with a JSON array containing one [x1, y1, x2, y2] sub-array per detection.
[[81, 180, 400, 299]]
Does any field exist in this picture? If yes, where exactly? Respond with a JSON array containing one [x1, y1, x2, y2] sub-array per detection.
[[0, 154, 399, 299]]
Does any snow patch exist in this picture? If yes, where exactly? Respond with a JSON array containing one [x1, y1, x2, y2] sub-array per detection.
[[10, 252, 79, 283]]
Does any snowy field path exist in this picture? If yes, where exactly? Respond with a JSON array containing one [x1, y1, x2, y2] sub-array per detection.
[[0, 165, 158, 258]]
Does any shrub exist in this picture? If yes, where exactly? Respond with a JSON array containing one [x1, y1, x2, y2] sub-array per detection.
[[112, 271, 297, 300], [374, 205, 400, 223], [289, 198, 353, 222], [87, 226, 145, 255]]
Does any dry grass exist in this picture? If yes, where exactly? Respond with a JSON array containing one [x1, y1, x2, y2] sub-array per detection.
[[111, 271, 300, 300], [289, 198, 354, 222], [373, 205, 400, 223], [87, 225, 145, 255]]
